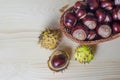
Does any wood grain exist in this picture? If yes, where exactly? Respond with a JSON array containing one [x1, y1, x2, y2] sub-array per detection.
[[0, 0, 120, 80]]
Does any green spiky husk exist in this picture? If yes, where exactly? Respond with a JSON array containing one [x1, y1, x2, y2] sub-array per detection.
[[39, 29, 61, 50], [74, 45, 94, 63]]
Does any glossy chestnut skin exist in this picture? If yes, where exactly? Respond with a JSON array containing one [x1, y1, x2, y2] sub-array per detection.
[[52, 54, 66, 68], [97, 24, 112, 38], [72, 25, 87, 40], [48, 50, 70, 72], [96, 9, 106, 23], [86, 0, 99, 11], [87, 30, 97, 40], [104, 13, 112, 23], [74, 1, 87, 10], [112, 7, 120, 21], [63, 12, 77, 28], [75, 9, 86, 19], [82, 15, 97, 29], [112, 23, 120, 33], [101, 1, 113, 10]]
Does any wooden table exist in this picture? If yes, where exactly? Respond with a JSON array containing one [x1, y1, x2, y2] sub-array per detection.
[[0, 0, 120, 80]]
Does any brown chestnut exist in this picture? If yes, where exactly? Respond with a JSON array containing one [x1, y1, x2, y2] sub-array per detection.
[[63, 12, 77, 28], [112, 7, 120, 21], [101, 1, 113, 10], [75, 9, 86, 19], [87, 30, 97, 40], [74, 1, 87, 10], [48, 50, 70, 72], [82, 15, 97, 29], [97, 24, 112, 38], [96, 9, 106, 23], [87, 0, 99, 10], [112, 23, 120, 33], [72, 25, 87, 40]]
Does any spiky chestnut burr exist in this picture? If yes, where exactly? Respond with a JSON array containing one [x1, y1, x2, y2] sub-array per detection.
[[39, 29, 61, 50], [74, 45, 94, 63]]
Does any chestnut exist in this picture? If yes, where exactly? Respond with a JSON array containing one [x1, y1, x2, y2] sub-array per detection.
[[74, 1, 87, 10], [48, 50, 70, 72], [112, 7, 120, 21], [63, 12, 77, 28], [87, 30, 97, 40], [104, 13, 112, 23], [75, 9, 86, 19], [101, 1, 113, 10], [96, 9, 106, 23], [112, 23, 120, 33], [87, 0, 99, 10], [82, 15, 97, 29], [51, 54, 66, 68], [97, 24, 112, 38], [72, 25, 87, 40]]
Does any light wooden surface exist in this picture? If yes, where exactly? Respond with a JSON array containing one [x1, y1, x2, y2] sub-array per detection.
[[0, 0, 120, 80]]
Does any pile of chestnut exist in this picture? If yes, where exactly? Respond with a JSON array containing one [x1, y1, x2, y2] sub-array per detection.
[[63, 0, 120, 41]]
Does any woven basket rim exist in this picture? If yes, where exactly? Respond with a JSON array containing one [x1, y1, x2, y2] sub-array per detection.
[[60, 7, 120, 45]]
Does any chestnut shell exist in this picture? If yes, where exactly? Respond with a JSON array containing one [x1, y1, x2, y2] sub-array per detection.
[[48, 50, 70, 72]]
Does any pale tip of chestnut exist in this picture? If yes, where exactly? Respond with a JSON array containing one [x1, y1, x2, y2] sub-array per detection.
[[83, 15, 97, 29], [72, 25, 87, 40], [84, 20, 97, 30], [72, 29, 87, 40], [98, 24, 112, 38], [104, 13, 112, 23]]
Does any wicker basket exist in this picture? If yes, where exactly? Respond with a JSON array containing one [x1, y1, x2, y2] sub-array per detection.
[[60, 7, 120, 45]]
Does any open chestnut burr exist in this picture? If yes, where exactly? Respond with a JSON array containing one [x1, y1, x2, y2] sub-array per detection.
[[48, 50, 70, 72], [60, 1, 120, 45]]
